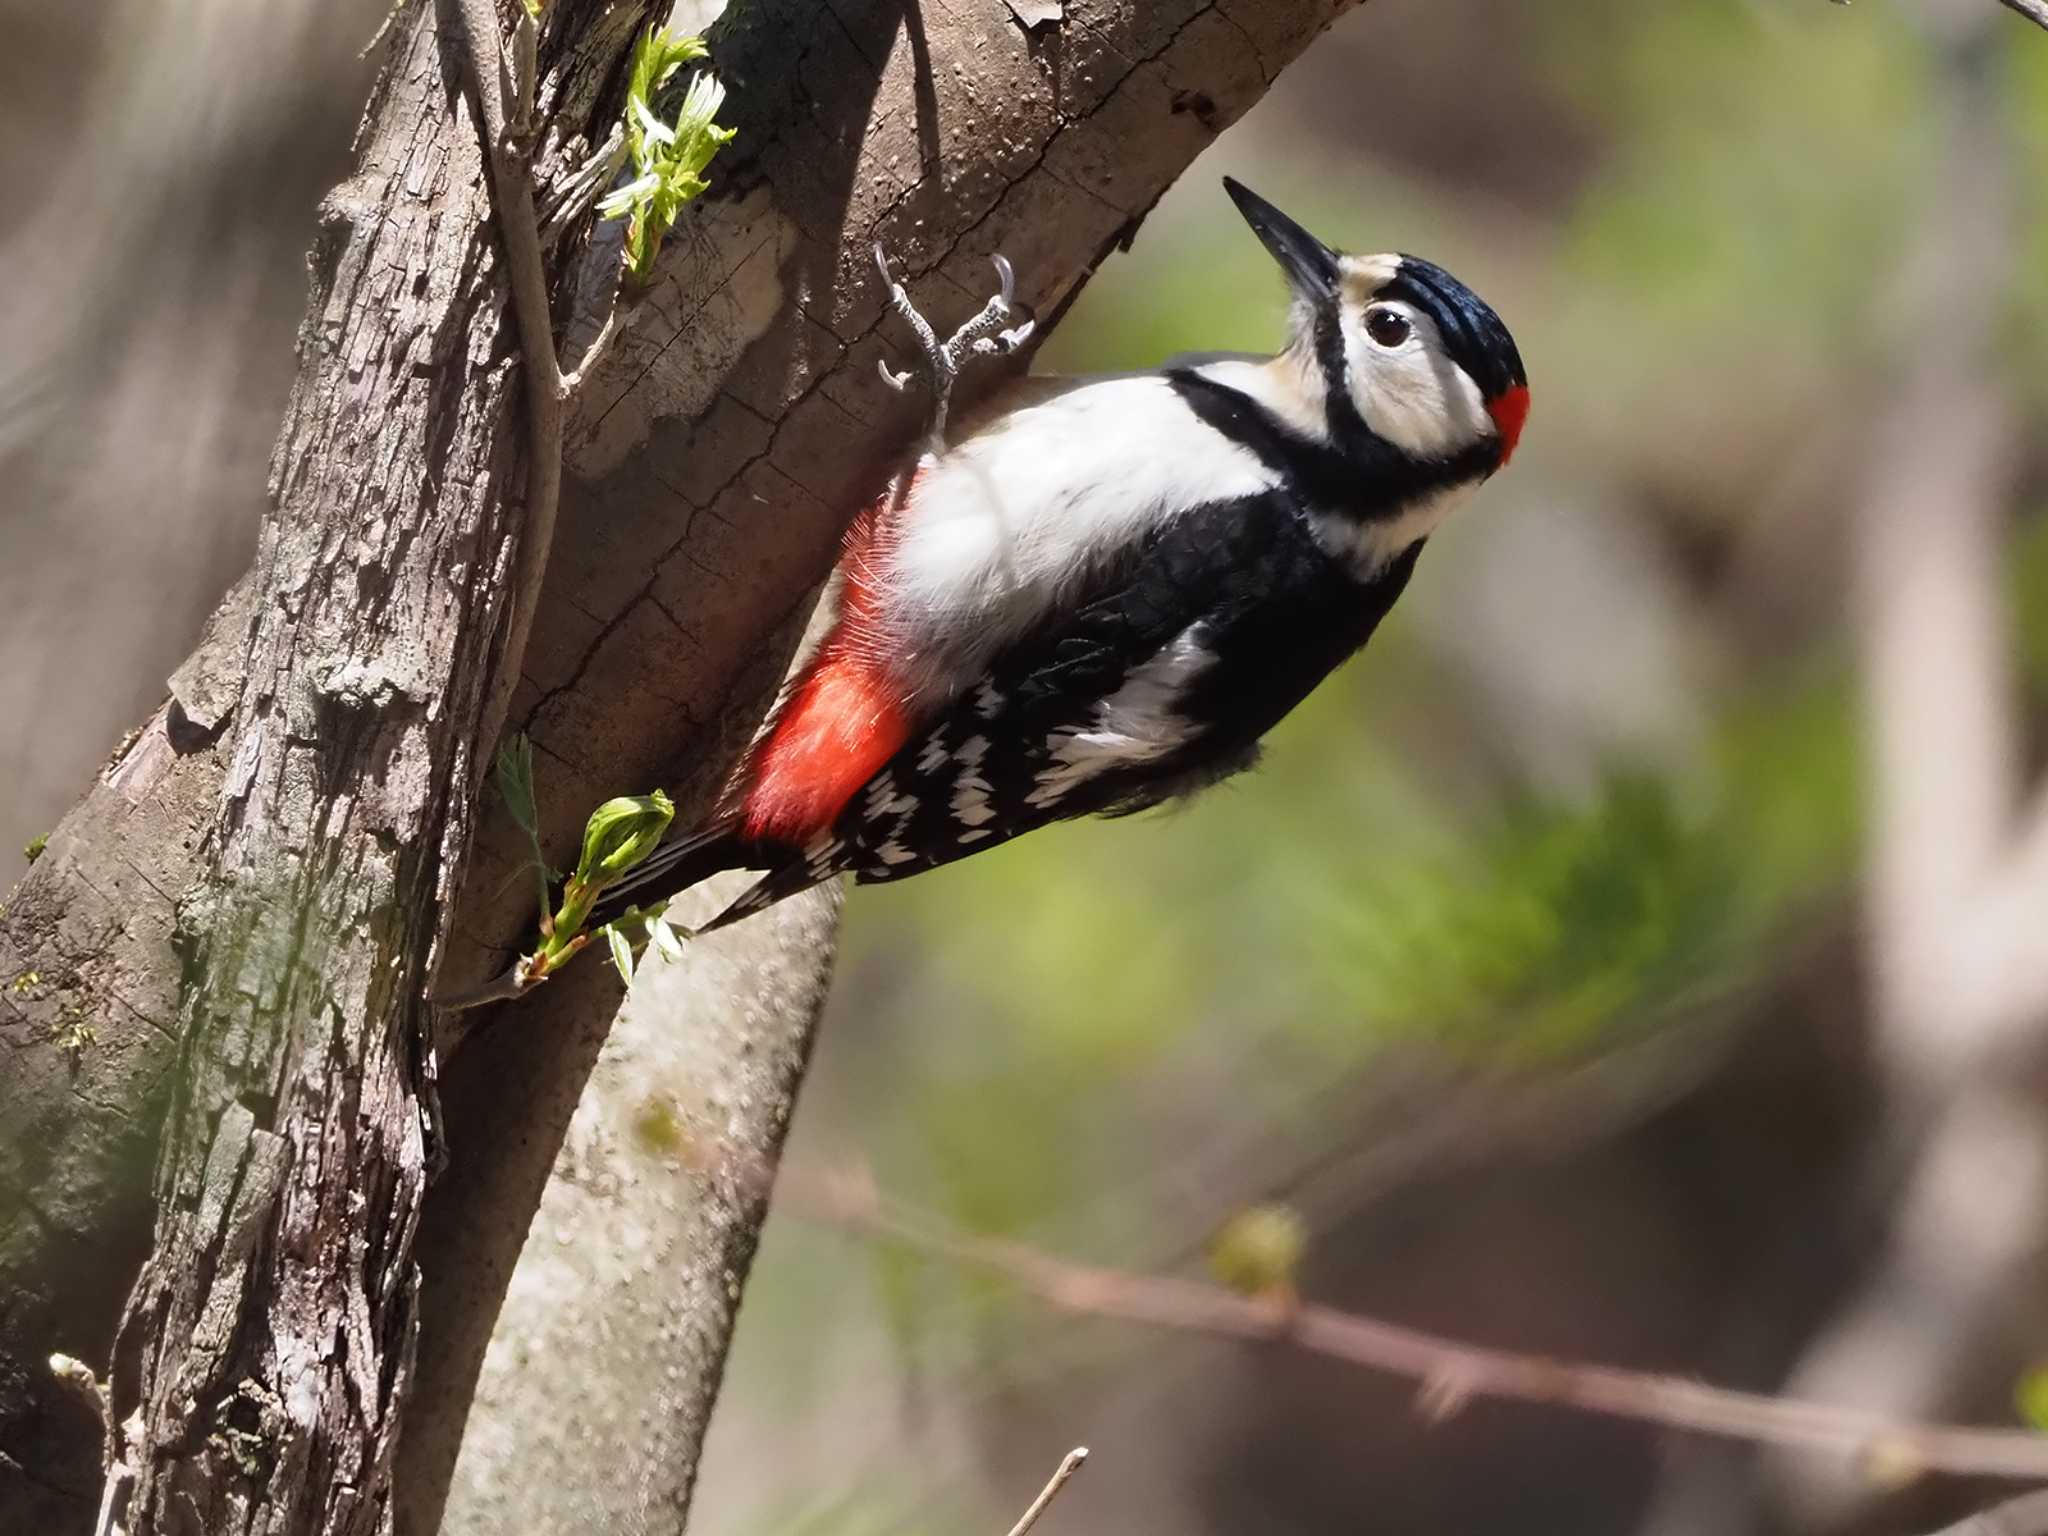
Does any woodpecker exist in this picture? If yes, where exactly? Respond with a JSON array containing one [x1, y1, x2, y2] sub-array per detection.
[[594, 178, 1528, 936]]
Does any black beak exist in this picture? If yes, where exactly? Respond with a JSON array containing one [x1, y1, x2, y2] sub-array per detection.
[[1224, 176, 1341, 302]]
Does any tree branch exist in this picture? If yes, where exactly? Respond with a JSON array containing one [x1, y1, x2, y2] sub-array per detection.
[[815, 1183, 2048, 1484], [89, 4, 665, 1530]]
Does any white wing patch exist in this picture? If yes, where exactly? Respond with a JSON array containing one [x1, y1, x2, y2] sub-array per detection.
[[863, 772, 918, 820], [803, 833, 845, 881], [881, 378, 1277, 697], [1026, 624, 1216, 809]]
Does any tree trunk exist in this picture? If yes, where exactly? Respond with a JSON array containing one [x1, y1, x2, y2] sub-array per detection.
[[96, 4, 672, 1528], [0, 0, 1360, 1530]]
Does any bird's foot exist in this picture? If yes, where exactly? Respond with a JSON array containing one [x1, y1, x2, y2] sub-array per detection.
[[873, 246, 1036, 450]]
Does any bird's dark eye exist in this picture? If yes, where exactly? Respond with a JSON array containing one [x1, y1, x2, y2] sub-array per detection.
[[1365, 308, 1411, 348]]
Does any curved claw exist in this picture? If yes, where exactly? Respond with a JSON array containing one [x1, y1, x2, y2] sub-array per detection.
[[967, 317, 1038, 362], [873, 241, 897, 289], [877, 357, 914, 392], [990, 252, 1016, 309]]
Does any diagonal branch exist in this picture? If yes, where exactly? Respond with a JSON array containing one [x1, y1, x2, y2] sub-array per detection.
[[813, 1183, 2048, 1485], [453, 0, 569, 745]]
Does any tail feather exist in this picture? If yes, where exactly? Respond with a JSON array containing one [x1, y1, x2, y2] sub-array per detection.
[[587, 820, 763, 930], [687, 857, 837, 936]]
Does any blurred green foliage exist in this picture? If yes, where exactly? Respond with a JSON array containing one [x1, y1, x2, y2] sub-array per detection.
[[825, 0, 2030, 1247], [1557, 1, 1927, 351], [2017, 1365, 2048, 1433], [710, 3, 2048, 1527]]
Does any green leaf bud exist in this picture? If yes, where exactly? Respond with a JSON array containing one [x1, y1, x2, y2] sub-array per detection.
[[575, 790, 675, 887]]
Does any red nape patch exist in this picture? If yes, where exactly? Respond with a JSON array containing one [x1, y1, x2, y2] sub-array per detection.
[[740, 649, 910, 843], [1488, 385, 1530, 466]]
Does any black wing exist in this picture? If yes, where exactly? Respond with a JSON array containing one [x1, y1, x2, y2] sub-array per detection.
[[798, 488, 1422, 895]]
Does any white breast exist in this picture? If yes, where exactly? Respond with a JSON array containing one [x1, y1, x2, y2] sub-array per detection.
[[879, 376, 1277, 697]]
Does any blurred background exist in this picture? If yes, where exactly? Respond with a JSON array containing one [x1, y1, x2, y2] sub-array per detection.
[[7, 0, 2048, 1532]]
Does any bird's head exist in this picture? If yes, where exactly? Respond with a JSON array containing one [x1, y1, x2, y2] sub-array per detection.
[[1224, 177, 1528, 476]]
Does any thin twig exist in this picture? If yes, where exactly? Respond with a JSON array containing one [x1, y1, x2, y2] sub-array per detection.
[[427, 956, 538, 1009], [1001, 1447, 1088, 1536], [807, 1184, 2048, 1484], [558, 300, 622, 395], [452, 0, 575, 747], [50, 1351, 128, 1536], [47, 1353, 111, 1463], [361, 0, 409, 60]]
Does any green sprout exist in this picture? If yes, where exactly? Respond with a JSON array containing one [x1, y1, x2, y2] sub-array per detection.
[[489, 735, 679, 992], [22, 834, 46, 863], [606, 924, 637, 987], [598, 27, 737, 283], [578, 794, 676, 886], [495, 732, 553, 917], [527, 789, 673, 985]]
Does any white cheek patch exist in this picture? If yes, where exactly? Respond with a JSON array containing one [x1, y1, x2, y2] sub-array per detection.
[[1343, 306, 1494, 461]]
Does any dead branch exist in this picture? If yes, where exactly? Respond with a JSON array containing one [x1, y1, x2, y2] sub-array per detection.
[[1002, 1447, 1089, 1536], [811, 1182, 2048, 1485]]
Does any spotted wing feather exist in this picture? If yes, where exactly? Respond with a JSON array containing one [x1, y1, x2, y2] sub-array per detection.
[[809, 488, 1423, 893]]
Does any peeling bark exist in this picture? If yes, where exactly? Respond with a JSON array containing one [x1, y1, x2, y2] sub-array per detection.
[[0, 0, 1361, 1529]]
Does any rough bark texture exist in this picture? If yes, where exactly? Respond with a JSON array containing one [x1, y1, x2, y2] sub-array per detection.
[[95, 5, 666, 1530], [0, 0, 1359, 1529], [0, 2, 378, 1525]]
